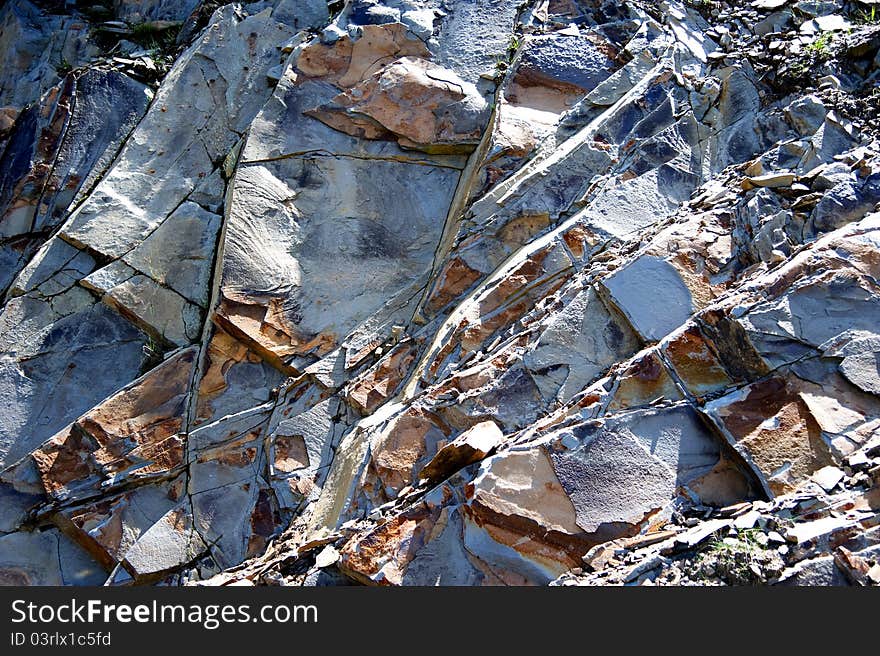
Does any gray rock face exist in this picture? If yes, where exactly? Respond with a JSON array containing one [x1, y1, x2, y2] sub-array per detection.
[[601, 255, 697, 343], [809, 175, 880, 235], [776, 556, 850, 586], [840, 350, 880, 395], [38, 70, 153, 233], [0, 1, 99, 110], [0, 69, 151, 293], [0, 529, 105, 585], [523, 286, 641, 402], [785, 94, 827, 136], [218, 157, 458, 371], [61, 7, 298, 260], [122, 201, 220, 307], [550, 406, 729, 535], [0, 297, 148, 468], [2, 0, 880, 588]]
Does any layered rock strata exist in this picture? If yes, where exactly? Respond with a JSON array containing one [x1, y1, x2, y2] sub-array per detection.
[[1, 0, 879, 586]]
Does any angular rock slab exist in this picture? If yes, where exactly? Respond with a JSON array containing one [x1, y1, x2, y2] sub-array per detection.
[[218, 157, 458, 371], [0, 294, 149, 469], [192, 326, 286, 428], [36, 70, 152, 238], [600, 255, 698, 343], [60, 7, 299, 259], [339, 404, 753, 585], [0, 1, 99, 109], [50, 476, 192, 579], [28, 346, 197, 502], [189, 405, 282, 569], [0, 66, 152, 294], [470, 29, 621, 197], [523, 285, 642, 403], [420, 420, 504, 483], [704, 373, 865, 496], [0, 528, 105, 585], [305, 56, 490, 153]]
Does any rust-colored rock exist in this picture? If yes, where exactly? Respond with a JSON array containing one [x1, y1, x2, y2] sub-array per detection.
[[419, 420, 504, 483], [663, 324, 733, 397], [706, 377, 837, 496], [214, 294, 335, 375], [31, 348, 196, 500], [369, 408, 450, 497], [306, 57, 489, 153], [347, 340, 418, 414], [608, 351, 682, 409], [296, 23, 430, 88]]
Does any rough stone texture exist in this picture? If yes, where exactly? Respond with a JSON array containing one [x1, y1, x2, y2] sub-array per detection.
[[306, 56, 490, 153], [60, 7, 298, 260], [601, 255, 698, 342], [0, 1, 99, 110], [29, 346, 196, 502], [0, 69, 151, 293], [419, 420, 504, 483], [2, 0, 880, 587]]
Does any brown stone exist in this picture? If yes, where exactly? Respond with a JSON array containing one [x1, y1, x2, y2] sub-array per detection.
[[0, 106, 19, 138], [419, 420, 504, 483], [338, 503, 439, 585], [370, 409, 450, 495], [498, 212, 551, 248], [195, 326, 266, 423], [608, 351, 682, 409], [697, 309, 770, 383], [306, 57, 487, 153], [347, 340, 418, 414], [296, 23, 430, 89], [214, 294, 335, 374], [272, 434, 310, 474], [663, 324, 733, 397], [506, 65, 590, 114], [707, 377, 836, 495], [32, 348, 197, 499], [425, 257, 482, 314]]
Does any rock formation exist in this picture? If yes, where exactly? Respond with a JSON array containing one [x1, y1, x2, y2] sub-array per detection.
[[1, 0, 879, 586]]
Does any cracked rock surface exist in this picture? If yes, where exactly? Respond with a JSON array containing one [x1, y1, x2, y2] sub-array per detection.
[[1, 0, 880, 586]]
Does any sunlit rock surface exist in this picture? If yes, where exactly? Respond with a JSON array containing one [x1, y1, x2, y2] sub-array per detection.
[[2, 0, 880, 587]]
